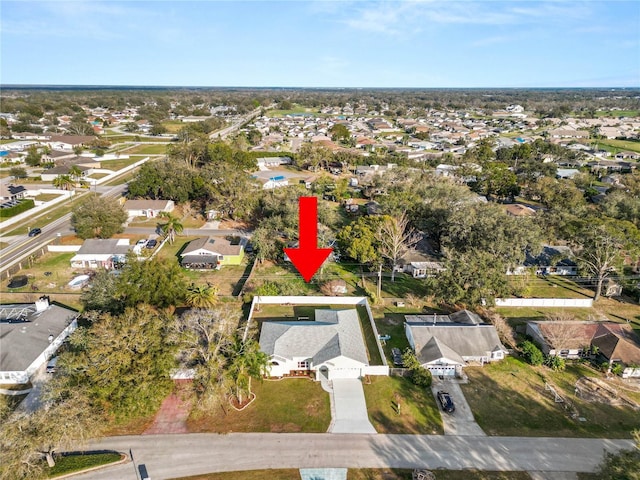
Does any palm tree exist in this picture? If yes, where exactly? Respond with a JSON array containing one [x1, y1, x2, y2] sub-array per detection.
[[225, 338, 270, 406], [68, 165, 83, 184], [185, 283, 219, 309], [158, 212, 184, 244], [53, 174, 74, 191]]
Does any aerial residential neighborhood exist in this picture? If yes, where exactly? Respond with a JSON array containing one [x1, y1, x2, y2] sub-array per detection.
[[1, 1, 640, 480], [1, 85, 638, 480]]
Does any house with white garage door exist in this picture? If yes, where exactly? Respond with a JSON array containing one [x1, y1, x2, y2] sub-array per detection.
[[405, 310, 507, 378], [259, 309, 371, 381]]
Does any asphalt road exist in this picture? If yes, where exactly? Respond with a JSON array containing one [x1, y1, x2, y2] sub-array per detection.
[[0, 184, 128, 274], [73, 433, 633, 480]]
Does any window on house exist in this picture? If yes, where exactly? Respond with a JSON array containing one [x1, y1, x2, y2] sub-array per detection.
[[297, 361, 309, 369]]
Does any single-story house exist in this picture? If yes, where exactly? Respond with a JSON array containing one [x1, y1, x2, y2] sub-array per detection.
[[404, 261, 445, 279], [592, 323, 640, 377], [70, 238, 132, 269], [40, 135, 95, 151], [405, 310, 507, 377], [180, 236, 245, 269], [40, 163, 94, 182], [527, 321, 640, 378], [41, 150, 76, 163], [256, 156, 292, 168], [259, 309, 370, 381], [509, 245, 577, 276], [123, 199, 175, 218], [0, 184, 27, 202], [0, 297, 78, 384], [526, 321, 600, 359], [556, 168, 580, 180]]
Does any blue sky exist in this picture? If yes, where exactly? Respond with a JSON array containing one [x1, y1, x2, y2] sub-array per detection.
[[1, 1, 639, 88]]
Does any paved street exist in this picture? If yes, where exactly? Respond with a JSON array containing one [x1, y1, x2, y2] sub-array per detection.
[[72, 433, 633, 480]]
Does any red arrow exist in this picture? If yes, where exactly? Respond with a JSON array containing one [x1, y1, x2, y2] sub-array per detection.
[[284, 196, 332, 282]]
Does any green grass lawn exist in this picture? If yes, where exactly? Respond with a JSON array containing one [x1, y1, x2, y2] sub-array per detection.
[[461, 356, 640, 438], [100, 156, 143, 171], [187, 378, 330, 433], [363, 376, 443, 434], [124, 143, 169, 155], [47, 452, 122, 478], [596, 138, 640, 154], [162, 120, 188, 133], [508, 275, 594, 299], [375, 313, 416, 360], [34, 193, 64, 202]]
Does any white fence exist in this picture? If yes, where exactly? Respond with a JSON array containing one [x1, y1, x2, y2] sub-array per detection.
[[47, 245, 81, 252], [495, 298, 593, 307], [246, 295, 389, 370], [364, 365, 389, 376]]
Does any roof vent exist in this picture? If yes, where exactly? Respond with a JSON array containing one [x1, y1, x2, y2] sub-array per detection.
[[35, 296, 50, 312]]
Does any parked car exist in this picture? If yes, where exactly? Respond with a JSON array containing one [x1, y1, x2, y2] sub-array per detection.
[[28, 228, 42, 237], [391, 347, 404, 367], [437, 391, 455, 413], [136, 239, 147, 247], [145, 239, 157, 249]]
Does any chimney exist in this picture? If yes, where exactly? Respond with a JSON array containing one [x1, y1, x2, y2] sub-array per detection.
[[35, 296, 50, 312]]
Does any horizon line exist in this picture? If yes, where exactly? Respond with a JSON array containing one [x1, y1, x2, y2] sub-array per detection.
[[2, 84, 639, 91]]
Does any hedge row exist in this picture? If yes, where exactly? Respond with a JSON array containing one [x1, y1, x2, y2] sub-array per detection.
[[0, 198, 35, 218]]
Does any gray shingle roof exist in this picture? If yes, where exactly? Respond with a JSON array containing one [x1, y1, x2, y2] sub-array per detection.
[[76, 239, 131, 255], [421, 336, 465, 365], [259, 309, 368, 365], [407, 322, 506, 365], [0, 303, 78, 372]]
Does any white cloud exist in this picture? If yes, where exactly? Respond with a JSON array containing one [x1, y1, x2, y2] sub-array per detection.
[[339, 0, 596, 35]]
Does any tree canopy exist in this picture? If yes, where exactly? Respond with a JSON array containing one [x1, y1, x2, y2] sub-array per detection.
[[71, 195, 128, 239]]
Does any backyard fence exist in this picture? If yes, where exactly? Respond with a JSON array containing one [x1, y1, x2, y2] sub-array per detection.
[[495, 298, 593, 308]]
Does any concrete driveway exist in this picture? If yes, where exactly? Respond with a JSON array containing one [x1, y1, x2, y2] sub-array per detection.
[[329, 379, 376, 434], [431, 379, 485, 436]]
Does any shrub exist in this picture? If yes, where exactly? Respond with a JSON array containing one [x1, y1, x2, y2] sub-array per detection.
[[0, 198, 35, 218], [401, 349, 432, 387], [611, 363, 624, 376], [545, 355, 566, 371], [519, 340, 544, 366], [409, 366, 433, 387]]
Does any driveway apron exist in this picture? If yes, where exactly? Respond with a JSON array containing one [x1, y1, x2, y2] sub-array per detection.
[[431, 379, 486, 436], [329, 378, 376, 434]]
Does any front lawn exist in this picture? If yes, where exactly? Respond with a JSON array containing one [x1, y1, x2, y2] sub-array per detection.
[[363, 376, 443, 435], [124, 144, 169, 155], [187, 378, 330, 433], [461, 356, 640, 438]]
